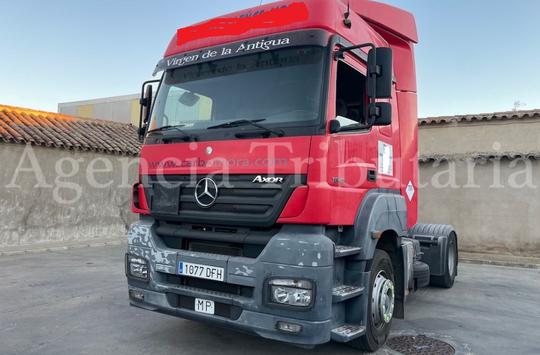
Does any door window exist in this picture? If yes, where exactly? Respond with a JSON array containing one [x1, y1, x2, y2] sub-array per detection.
[[335, 61, 367, 130]]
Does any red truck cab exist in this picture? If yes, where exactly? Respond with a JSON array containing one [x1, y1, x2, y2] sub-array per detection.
[[126, 1, 458, 352]]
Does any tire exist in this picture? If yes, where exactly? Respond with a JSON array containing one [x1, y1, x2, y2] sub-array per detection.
[[350, 250, 395, 352], [413, 261, 430, 289], [430, 232, 458, 288]]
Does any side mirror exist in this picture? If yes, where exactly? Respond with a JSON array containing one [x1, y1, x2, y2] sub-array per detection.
[[367, 47, 393, 99], [138, 80, 159, 141], [368, 102, 392, 126], [141, 84, 153, 124]]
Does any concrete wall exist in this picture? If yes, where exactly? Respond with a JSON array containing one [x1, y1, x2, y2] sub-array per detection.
[[420, 118, 540, 156], [418, 115, 540, 257], [0, 143, 138, 250], [3, 114, 539, 257], [419, 158, 540, 257]]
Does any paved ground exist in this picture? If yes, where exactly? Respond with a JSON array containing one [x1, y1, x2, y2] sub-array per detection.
[[1, 245, 539, 355]]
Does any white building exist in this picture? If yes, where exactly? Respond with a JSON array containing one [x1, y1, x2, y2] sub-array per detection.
[[58, 94, 140, 125]]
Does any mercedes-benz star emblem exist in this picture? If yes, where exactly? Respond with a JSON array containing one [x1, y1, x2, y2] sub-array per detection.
[[194, 177, 218, 208]]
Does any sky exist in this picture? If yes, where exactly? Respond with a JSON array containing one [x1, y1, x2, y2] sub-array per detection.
[[0, 0, 539, 117]]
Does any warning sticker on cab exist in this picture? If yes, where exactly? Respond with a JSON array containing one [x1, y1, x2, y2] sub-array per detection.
[[378, 141, 393, 176]]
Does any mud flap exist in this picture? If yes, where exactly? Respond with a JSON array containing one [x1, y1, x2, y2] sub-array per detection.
[[394, 239, 414, 319]]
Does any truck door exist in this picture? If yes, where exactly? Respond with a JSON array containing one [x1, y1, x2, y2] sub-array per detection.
[[327, 52, 401, 191], [327, 54, 378, 190]]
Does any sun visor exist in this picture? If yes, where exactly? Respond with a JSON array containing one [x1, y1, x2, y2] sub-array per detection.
[[153, 29, 329, 75]]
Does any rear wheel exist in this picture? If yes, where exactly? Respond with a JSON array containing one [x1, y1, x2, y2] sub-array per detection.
[[350, 249, 395, 352], [430, 232, 458, 288]]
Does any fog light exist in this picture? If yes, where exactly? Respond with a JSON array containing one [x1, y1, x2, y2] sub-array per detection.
[[276, 321, 303, 334], [129, 289, 145, 301], [126, 254, 149, 280], [269, 279, 313, 307]]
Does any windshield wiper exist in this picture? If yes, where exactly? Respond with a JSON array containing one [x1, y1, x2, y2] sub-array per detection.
[[147, 124, 196, 141], [207, 119, 284, 137], [148, 124, 187, 133]]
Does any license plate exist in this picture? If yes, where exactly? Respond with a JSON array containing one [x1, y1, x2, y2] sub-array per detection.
[[194, 298, 215, 315], [178, 262, 225, 282]]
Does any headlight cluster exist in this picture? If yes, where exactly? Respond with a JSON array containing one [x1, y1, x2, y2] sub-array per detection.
[[126, 254, 149, 280], [269, 279, 313, 307]]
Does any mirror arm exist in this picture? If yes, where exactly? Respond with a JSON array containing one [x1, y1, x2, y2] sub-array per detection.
[[334, 43, 380, 103], [334, 42, 375, 60]]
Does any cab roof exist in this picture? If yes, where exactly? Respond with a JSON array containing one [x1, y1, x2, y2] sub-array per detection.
[[164, 0, 418, 58]]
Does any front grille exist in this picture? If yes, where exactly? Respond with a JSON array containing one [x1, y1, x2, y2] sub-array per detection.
[[188, 240, 243, 256], [165, 274, 254, 298], [143, 174, 305, 227], [155, 222, 274, 258]]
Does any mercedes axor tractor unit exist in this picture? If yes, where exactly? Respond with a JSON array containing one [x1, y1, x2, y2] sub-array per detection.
[[126, 0, 458, 351]]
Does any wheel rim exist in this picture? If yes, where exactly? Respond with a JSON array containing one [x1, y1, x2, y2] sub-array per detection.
[[448, 241, 456, 276], [371, 271, 395, 328]]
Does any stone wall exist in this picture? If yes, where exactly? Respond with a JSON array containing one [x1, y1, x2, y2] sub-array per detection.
[[0, 143, 138, 250], [419, 118, 540, 157], [419, 158, 540, 257], [2, 110, 539, 257], [418, 112, 540, 257]]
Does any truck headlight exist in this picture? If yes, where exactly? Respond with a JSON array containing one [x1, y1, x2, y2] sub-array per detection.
[[269, 279, 313, 307], [126, 254, 149, 281]]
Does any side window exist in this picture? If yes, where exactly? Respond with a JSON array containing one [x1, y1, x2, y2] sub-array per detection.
[[335, 61, 367, 130], [162, 86, 213, 126]]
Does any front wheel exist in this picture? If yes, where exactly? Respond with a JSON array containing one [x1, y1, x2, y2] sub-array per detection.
[[350, 249, 395, 352]]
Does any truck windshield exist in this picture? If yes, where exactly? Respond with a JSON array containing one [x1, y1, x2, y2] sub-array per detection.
[[148, 46, 325, 135]]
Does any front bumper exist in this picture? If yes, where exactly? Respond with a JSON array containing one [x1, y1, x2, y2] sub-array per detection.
[[126, 220, 336, 346]]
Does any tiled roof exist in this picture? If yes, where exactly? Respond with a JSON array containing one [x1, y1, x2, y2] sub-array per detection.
[[0, 104, 140, 156], [419, 152, 540, 163], [419, 109, 540, 126]]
